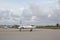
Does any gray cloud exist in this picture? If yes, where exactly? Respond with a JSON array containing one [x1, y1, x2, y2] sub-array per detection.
[[0, 9, 21, 25], [0, 0, 60, 25], [21, 2, 60, 25]]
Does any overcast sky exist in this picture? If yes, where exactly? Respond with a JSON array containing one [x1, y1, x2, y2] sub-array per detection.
[[0, 0, 60, 25]]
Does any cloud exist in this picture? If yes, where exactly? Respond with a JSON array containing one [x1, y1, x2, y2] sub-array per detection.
[[47, 5, 60, 24], [30, 3, 44, 16], [20, 0, 60, 25], [0, 0, 60, 25], [48, 14, 51, 17], [10, 7, 24, 16], [0, 7, 24, 25], [30, 16, 37, 22]]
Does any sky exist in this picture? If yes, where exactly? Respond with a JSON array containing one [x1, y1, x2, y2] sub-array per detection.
[[0, 0, 60, 25]]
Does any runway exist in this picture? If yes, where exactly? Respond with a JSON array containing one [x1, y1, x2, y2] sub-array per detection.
[[0, 28, 60, 40]]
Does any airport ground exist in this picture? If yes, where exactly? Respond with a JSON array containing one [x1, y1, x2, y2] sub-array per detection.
[[0, 28, 60, 40]]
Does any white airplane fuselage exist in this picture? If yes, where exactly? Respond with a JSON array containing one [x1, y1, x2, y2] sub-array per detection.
[[18, 26, 35, 29]]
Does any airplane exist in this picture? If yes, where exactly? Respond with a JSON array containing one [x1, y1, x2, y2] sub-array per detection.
[[18, 26, 36, 29]]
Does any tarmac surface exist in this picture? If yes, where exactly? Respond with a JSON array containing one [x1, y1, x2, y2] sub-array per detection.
[[0, 28, 60, 40]]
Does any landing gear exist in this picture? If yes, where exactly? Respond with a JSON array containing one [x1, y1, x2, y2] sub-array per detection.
[[19, 28, 21, 32], [30, 28, 33, 32]]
